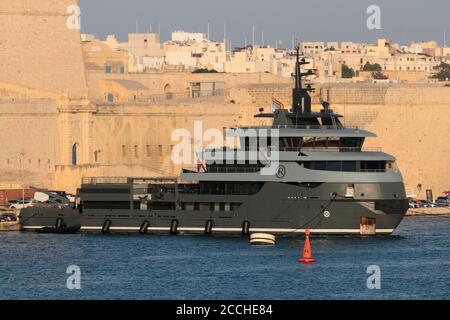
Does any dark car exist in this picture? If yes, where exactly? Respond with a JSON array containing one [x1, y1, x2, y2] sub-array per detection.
[[435, 197, 449, 207], [6, 199, 19, 206]]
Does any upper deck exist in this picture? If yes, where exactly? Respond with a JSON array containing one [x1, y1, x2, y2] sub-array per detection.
[[227, 126, 376, 138]]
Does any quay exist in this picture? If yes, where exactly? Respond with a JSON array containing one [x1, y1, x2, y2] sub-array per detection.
[[406, 207, 450, 216]]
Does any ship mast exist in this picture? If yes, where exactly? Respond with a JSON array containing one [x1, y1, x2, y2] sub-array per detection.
[[292, 45, 314, 115], [292, 46, 302, 114]]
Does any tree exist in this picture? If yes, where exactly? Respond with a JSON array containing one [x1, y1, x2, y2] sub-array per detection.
[[362, 62, 382, 72], [371, 70, 388, 80], [342, 64, 355, 78], [432, 62, 450, 81], [192, 68, 219, 74]]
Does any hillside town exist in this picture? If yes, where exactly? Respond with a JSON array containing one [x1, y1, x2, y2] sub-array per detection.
[[82, 30, 450, 84]]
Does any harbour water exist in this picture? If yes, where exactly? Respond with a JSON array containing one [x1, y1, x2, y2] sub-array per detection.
[[1, 216, 449, 300]]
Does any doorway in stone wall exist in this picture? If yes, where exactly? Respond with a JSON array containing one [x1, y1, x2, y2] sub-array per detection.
[[72, 143, 79, 166]]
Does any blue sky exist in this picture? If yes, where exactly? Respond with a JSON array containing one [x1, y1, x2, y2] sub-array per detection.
[[79, 0, 449, 47]]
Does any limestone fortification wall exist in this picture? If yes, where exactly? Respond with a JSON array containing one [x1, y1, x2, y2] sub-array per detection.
[[0, 100, 59, 189], [0, 0, 87, 98], [86, 71, 290, 100]]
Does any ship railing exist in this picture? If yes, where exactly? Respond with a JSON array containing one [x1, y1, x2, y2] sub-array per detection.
[[128, 89, 229, 104], [277, 147, 383, 152], [237, 124, 359, 130], [182, 166, 262, 174], [82, 177, 130, 184], [359, 169, 390, 173], [202, 146, 382, 153]]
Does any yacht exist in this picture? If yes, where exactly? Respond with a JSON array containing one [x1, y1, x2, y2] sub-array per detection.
[[20, 47, 408, 235]]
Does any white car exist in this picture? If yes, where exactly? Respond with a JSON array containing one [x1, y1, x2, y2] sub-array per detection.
[[9, 199, 36, 209]]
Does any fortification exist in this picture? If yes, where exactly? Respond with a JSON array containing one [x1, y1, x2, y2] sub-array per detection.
[[0, 1, 448, 199], [0, 0, 87, 97]]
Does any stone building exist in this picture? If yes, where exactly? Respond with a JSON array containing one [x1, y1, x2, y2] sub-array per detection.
[[0, 0, 448, 199]]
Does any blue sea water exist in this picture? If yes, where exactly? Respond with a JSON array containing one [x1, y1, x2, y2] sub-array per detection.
[[0, 216, 449, 300]]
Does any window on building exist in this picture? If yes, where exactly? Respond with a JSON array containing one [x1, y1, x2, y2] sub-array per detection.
[[72, 143, 79, 166], [105, 65, 112, 73], [146, 145, 151, 157], [107, 93, 114, 102], [134, 145, 139, 158], [122, 145, 127, 157]]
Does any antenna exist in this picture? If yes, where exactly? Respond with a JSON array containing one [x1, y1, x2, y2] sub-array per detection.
[[207, 19, 210, 41], [262, 30, 264, 47], [135, 20, 139, 33], [445, 29, 447, 47], [252, 24, 255, 48], [224, 22, 227, 50]]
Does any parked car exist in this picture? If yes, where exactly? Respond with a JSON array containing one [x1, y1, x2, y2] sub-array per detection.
[[6, 199, 19, 207], [8, 199, 36, 209], [408, 199, 420, 208], [435, 197, 449, 207], [418, 200, 435, 208], [0, 212, 17, 222]]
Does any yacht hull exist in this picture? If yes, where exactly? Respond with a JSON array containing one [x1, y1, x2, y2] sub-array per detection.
[[20, 182, 408, 236]]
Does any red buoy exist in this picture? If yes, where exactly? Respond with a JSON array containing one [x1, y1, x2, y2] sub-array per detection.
[[299, 229, 315, 263]]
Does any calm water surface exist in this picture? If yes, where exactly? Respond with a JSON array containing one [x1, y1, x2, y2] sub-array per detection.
[[1, 216, 449, 300]]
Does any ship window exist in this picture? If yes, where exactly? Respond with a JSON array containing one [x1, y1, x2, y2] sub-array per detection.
[[361, 161, 386, 171], [340, 137, 364, 150], [314, 161, 326, 170], [342, 161, 357, 172], [327, 161, 341, 171]]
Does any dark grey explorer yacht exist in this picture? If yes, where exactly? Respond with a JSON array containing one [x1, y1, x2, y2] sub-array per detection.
[[20, 47, 408, 235]]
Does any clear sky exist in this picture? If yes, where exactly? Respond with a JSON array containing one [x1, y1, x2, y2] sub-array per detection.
[[79, 0, 449, 48]]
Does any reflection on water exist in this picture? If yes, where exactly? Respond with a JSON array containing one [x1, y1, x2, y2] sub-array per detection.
[[1, 216, 449, 300]]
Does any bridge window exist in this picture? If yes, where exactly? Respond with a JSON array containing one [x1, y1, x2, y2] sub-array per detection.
[[300, 161, 387, 172]]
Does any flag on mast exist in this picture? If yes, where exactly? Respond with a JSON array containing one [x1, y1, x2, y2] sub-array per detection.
[[271, 97, 284, 112], [195, 151, 206, 172]]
